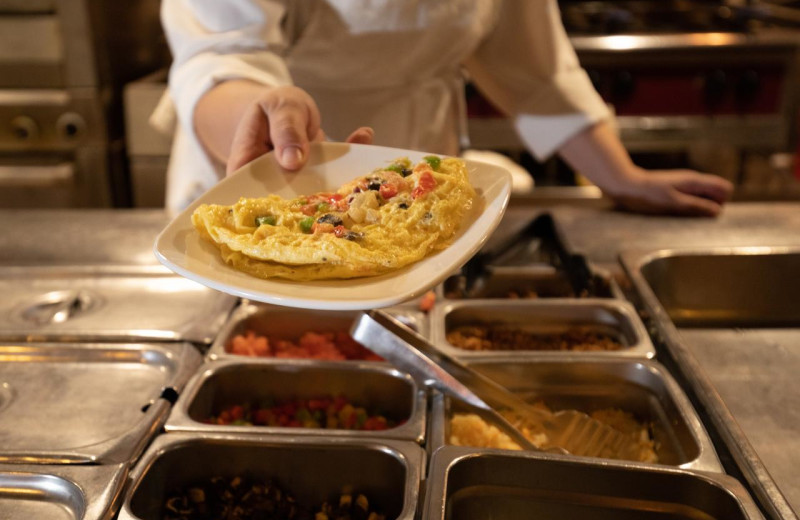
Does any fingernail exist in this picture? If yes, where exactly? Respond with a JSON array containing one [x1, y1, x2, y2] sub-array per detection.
[[281, 146, 304, 167]]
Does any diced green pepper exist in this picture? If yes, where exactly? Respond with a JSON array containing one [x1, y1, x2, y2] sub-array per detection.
[[316, 202, 329, 213], [299, 217, 315, 233], [424, 155, 441, 171], [385, 164, 403, 174], [255, 215, 277, 226]]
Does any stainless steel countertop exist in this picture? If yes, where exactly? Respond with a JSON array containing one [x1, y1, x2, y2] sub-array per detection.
[[2, 203, 799, 517]]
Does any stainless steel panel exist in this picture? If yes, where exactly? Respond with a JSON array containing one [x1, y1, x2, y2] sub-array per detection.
[[622, 247, 800, 520], [165, 358, 427, 444], [0, 342, 201, 464], [0, 265, 236, 343], [118, 433, 423, 520], [207, 302, 428, 361], [427, 357, 721, 471], [431, 299, 655, 359], [423, 446, 764, 520], [636, 248, 800, 327], [0, 463, 127, 520]]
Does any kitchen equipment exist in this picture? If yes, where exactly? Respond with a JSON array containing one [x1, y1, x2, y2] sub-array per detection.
[[352, 310, 645, 459], [206, 302, 428, 361], [0, 342, 201, 464], [0, 264, 237, 344], [164, 358, 428, 444], [427, 357, 722, 472], [0, 463, 127, 520], [431, 299, 655, 359], [118, 433, 424, 520], [422, 446, 765, 520], [0, 0, 169, 207]]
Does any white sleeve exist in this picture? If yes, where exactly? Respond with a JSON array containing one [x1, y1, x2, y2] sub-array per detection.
[[161, 0, 293, 144], [464, 0, 611, 160]]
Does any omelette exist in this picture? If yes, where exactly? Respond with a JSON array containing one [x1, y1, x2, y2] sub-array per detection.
[[192, 156, 476, 281]]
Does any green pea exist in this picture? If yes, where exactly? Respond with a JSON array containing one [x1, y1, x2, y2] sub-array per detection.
[[424, 155, 441, 171], [255, 215, 277, 226], [299, 217, 314, 234], [316, 202, 329, 213]]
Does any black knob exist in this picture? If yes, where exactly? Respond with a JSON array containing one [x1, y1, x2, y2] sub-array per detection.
[[704, 69, 728, 106], [10, 116, 39, 141], [736, 69, 760, 103], [612, 70, 636, 101]]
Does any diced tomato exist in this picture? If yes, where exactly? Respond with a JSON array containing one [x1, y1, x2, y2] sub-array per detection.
[[412, 170, 436, 199], [333, 225, 348, 238], [312, 222, 335, 234], [379, 183, 398, 200], [328, 193, 343, 202], [230, 405, 244, 421], [301, 203, 318, 216]]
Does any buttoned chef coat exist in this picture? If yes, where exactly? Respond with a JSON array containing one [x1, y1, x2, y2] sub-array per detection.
[[157, 0, 611, 211]]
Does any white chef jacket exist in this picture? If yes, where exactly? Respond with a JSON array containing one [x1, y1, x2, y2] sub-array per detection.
[[157, 0, 611, 211]]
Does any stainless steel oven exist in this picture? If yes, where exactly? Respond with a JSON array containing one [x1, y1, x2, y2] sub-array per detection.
[[0, 0, 168, 208]]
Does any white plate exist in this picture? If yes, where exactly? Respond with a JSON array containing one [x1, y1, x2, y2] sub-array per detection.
[[154, 142, 512, 310]]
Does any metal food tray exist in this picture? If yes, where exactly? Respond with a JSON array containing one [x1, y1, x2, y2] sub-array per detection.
[[621, 247, 800, 520], [423, 446, 764, 520], [427, 357, 721, 472], [207, 302, 428, 361], [165, 358, 427, 444], [440, 264, 625, 300], [0, 265, 237, 344], [430, 299, 655, 359], [118, 432, 424, 520], [0, 342, 202, 464], [0, 463, 127, 520]]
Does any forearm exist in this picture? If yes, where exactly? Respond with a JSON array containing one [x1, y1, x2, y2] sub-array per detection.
[[194, 79, 268, 165], [557, 121, 643, 197]]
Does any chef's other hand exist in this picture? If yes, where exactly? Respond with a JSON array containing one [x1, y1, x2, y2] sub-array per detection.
[[608, 167, 734, 217], [226, 86, 373, 175]]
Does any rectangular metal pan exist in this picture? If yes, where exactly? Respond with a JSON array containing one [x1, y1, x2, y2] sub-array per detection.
[[118, 432, 424, 520], [0, 463, 127, 520], [0, 342, 202, 464], [430, 299, 655, 359], [441, 265, 624, 300], [622, 247, 800, 520], [165, 358, 427, 444], [0, 265, 236, 344], [207, 302, 428, 361], [627, 248, 800, 327], [423, 446, 764, 520], [427, 357, 721, 472]]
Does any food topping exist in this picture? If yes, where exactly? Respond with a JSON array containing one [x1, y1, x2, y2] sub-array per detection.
[[446, 325, 623, 352], [449, 401, 658, 463], [207, 395, 398, 431], [162, 476, 385, 520], [228, 330, 382, 361]]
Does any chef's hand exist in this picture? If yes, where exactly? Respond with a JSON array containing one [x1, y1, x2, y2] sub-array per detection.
[[226, 85, 373, 175], [603, 167, 734, 217], [559, 121, 733, 217]]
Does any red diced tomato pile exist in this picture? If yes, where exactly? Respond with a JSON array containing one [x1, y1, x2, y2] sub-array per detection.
[[207, 395, 397, 431], [228, 330, 383, 361]]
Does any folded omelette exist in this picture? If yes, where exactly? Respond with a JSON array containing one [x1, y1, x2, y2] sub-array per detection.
[[192, 156, 476, 281]]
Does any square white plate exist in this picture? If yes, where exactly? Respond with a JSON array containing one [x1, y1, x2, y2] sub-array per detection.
[[154, 142, 511, 310]]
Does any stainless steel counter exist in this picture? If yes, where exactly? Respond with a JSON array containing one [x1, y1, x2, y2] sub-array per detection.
[[2, 204, 799, 518]]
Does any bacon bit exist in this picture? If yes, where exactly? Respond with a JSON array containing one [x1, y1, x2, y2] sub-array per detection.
[[301, 203, 318, 216], [379, 183, 398, 200], [333, 225, 348, 238], [412, 170, 436, 199], [419, 290, 436, 312], [312, 222, 335, 234]]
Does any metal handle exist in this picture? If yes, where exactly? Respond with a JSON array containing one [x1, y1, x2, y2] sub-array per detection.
[[351, 310, 545, 451], [0, 163, 74, 187]]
